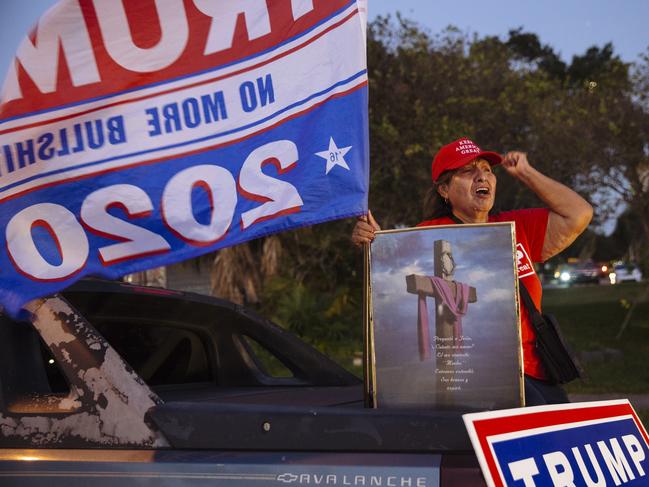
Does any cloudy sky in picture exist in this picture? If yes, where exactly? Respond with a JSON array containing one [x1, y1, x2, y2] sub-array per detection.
[[0, 0, 647, 81], [370, 225, 519, 366]]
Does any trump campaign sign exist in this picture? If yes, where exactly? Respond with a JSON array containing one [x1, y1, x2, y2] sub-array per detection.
[[463, 400, 649, 487], [0, 0, 369, 316]]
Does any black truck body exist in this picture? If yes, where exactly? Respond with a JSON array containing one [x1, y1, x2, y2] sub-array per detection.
[[0, 280, 485, 486]]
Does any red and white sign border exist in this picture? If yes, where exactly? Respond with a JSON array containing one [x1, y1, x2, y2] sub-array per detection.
[[463, 399, 649, 487]]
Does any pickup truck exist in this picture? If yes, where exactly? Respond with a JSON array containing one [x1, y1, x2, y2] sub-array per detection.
[[0, 279, 485, 486]]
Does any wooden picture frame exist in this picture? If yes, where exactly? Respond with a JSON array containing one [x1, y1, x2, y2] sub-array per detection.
[[365, 222, 524, 410]]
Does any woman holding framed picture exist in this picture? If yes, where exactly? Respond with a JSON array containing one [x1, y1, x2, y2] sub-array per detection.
[[352, 137, 592, 406]]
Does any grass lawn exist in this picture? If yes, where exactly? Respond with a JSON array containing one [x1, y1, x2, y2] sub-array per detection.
[[543, 282, 649, 394]]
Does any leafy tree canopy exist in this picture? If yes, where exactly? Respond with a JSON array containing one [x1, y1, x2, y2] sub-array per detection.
[[212, 17, 649, 359]]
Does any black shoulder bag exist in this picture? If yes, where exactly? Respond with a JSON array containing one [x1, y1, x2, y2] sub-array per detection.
[[519, 283, 583, 384]]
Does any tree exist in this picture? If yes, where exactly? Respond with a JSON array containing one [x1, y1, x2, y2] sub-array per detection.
[[210, 236, 281, 305], [207, 17, 649, 361]]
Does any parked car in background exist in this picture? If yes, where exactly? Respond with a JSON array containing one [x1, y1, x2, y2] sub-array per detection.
[[553, 261, 602, 285], [610, 262, 643, 284], [596, 262, 612, 280], [0, 279, 485, 486]]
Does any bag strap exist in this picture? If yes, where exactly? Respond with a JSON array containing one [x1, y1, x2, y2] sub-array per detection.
[[518, 280, 540, 315], [518, 280, 549, 334]]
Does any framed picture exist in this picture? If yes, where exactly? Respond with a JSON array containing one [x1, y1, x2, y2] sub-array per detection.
[[366, 223, 524, 410]]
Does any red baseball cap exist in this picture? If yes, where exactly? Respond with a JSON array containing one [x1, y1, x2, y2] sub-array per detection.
[[431, 138, 502, 182]]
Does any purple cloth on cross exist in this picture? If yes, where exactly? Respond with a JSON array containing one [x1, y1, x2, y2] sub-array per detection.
[[417, 276, 470, 360]]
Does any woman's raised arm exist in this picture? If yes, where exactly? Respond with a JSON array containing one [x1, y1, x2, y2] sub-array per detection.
[[500, 151, 593, 261]]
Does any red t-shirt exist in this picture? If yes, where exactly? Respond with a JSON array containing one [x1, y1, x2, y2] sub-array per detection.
[[418, 208, 550, 380]]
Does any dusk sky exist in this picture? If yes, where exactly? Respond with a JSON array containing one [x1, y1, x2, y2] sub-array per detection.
[[1, 0, 647, 81]]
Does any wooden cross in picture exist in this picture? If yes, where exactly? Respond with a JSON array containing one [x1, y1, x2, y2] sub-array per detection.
[[405, 240, 477, 361]]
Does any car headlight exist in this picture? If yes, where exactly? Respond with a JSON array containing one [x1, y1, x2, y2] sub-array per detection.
[[609, 273, 617, 284], [560, 272, 571, 282]]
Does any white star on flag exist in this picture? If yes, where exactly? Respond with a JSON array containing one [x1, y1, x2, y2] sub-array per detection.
[[315, 137, 352, 174]]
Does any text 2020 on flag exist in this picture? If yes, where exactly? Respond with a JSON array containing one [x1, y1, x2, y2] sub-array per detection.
[[0, 0, 369, 316]]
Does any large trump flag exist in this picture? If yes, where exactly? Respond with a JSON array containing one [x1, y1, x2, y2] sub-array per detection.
[[0, 0, 369, 316]]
